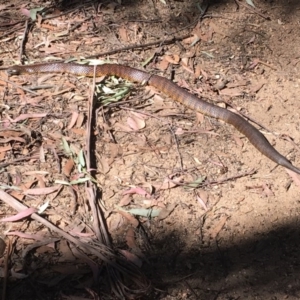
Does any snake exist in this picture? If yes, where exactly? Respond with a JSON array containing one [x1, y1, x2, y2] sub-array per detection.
[[6, 62, 300, 175]]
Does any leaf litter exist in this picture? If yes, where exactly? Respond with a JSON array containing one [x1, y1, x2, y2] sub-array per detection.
[[1, 1, 300, 299]]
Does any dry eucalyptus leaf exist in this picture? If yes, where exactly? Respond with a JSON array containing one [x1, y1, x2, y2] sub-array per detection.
[[98, 157, 110, 174], [107, 213, 125, 232], [126, 227, 137, 249], [63, 158, 74, 177], [157, 203, 177, 220], [118, 194, 132, 207], [117, 210, 139, 227]]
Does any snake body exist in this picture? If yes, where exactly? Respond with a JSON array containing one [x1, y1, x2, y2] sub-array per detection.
[[6, 62, 300, 174]]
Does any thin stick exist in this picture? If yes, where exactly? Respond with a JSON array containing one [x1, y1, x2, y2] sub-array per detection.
[[85, 67, 111, 246], [184, 280, 199, 299], [0, 77, 38, 95], [170, 126, 184, 170], [85, 66, 103, 242], [85, 34, 191, 59], [19, 20, 30, 64], [0, 154, 40, 168], [167, 169, 256, 188]]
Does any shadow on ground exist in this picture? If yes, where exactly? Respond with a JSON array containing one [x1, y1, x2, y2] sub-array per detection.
[[145, 215, 300, 298], [3, 216, 300, 299], [55, 0, 300, 16]]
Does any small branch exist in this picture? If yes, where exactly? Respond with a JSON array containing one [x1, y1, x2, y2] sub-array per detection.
[[19, 20, 30, 64], [168, 169, 256, 188], [0, 77, 38, 95], [0, 154, 40, 168], [85, 34, 191, 59], [85, 66, 104, 243]]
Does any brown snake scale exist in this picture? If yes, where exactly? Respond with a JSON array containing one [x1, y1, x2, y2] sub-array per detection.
[[6, 62, 300, 175]]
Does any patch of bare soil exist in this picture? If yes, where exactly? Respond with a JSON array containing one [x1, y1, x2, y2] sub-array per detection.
[[1, 0, 300, 299]]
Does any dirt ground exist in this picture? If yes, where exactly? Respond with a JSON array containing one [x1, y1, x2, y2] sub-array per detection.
[[1, 0, 300, 299]]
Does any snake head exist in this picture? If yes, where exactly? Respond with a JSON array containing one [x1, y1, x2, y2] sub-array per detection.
[[6, 67, 22, 76]]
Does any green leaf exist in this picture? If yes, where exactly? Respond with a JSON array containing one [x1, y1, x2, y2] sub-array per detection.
[[126, 208, 161, 218], [116, 205, 161, 218], [78, 150, 85, 167], [184, 176, 206, 189], [201, 51, 214, 58], [69, 177, 90, 185], [142, 53, 155, 67], [54, 180, 71, 186], [29, 7, 44, 21], [62, 138, 72, 156], [38, 200, 49, 214], [246, 0, 255, 7]]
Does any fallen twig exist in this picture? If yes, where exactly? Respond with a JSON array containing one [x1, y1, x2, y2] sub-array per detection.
[[168, 169, 256, 188], [19, 20, 30, 64], [0, 77, 38, 95], [0, 154, 40, 168], [85, 34, 191, 59]]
